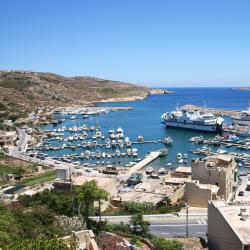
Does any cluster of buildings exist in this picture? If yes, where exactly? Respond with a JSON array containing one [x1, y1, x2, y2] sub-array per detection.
[[181, 154, 250, 250], [0, 130, 17, 146]]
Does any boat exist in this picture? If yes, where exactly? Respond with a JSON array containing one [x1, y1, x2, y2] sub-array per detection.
[[217, 149, 227, 154], [96, 150, 101, 158], [90, 126, 95, 131], [109, 128, 115, 138], [179, 159, 184, 164], [117, 127, 124, 138], [166, 162, 172, 167], [183, 153, 188, 159], [158, 167, 167, 175], [137, 135, 144, 142], [161, 107, 224, 132], [159, 148, 168, 156], [189, 135, 204, 143], [134, 158, 142, 162], [146, 167, 154, 175], [161, 137, 173, 145], [231, 102, 250, 126], [111, 140, 116, 148], [132, 148, 138, 157], [115, 149, 121, 157], [177, 153, 182, 159], [96, 130, 102, 138], [125, 140, 132, 147]]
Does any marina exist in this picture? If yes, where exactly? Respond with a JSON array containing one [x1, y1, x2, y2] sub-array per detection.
[[22, 88, 250, 173]]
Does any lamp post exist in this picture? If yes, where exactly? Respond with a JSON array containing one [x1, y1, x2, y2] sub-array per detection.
[[185, 203, 189, 238]]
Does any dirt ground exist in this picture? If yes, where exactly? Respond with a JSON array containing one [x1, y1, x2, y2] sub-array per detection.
[[177, 237, 208, 249]]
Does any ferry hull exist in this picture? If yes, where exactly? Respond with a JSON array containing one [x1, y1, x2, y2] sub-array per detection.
[[164, 121, 222, 133]]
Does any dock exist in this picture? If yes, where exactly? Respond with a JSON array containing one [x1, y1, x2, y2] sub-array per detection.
[[126, 151, 160, 176], [181, 104, 240, 117]]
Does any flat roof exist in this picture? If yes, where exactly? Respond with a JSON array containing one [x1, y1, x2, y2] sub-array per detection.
[[191, 181, 219, 193], [217, 154, 233, 162], [175, 166, 192, 174], [211, 200, 250, 245]]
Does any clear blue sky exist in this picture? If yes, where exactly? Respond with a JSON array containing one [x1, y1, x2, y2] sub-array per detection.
[[1, 0, 250, 87]]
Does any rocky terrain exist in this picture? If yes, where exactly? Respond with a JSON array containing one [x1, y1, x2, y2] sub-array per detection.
[[0, 70, 171, 121]]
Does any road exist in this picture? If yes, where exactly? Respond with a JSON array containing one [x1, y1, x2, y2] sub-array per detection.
[[235, 174, 250, 203], [7, 129, 75, 169], [91, 213, 208, 238]]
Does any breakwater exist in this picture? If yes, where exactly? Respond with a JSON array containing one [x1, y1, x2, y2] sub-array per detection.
[[181, 104, 240, 117]]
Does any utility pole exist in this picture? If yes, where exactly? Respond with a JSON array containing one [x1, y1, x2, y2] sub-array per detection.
[[69, 166, 74, 216], [186, 204, 189, 238]]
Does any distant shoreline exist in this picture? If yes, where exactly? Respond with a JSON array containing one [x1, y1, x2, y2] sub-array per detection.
[[238, 87, 250, 91]]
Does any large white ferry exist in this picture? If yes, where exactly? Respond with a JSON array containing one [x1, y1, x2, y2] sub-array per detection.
[[231, 103, 250, 126], [161, 108, 224, 132]]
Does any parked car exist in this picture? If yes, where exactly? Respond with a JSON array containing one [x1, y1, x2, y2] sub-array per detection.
[[238, 191, 244, 196]]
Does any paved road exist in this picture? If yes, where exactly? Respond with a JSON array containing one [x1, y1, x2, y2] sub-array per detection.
[[235, 174, 250, 203], [150, 217, 207, 238], [91, 213, 208, 238]]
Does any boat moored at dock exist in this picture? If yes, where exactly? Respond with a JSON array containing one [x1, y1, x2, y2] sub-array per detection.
[[161, 107, 224, 132]]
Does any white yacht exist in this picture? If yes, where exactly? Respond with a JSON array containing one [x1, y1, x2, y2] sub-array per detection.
[[117, 127, 124, 138]]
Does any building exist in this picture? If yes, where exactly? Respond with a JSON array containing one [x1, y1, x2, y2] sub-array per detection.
[[208, 200, 250, 250], [191, 154, 236, 200], [175, 166, 192, 176], [185, 180, 219, 207], [0, 130, 17, 146], [61, 230, 98, 250]]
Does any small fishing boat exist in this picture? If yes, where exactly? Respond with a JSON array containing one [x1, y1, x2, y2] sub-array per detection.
[[160, 148, 168, 156], [158, 167, 167, 175], [161, 137, 173, 145], [96, 130, 102, 138], [177, 153, 182, 160], [117, 127, 124, 138], [146, 167, 154, 175], [137, 135, 144, 142], [132, 148, 138, 157]]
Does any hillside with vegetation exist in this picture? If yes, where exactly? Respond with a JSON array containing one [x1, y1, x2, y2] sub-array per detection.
[[0, 70, 154, 121]]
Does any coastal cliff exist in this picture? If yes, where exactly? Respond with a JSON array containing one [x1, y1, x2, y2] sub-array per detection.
[[0, 70, 172, 120]]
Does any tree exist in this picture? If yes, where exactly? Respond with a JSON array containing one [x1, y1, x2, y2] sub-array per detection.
[[75, 181, 109, 228], [0, 205, 21, 247], [129, 213, 150, 236]]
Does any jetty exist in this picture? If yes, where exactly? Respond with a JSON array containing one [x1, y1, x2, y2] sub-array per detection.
[[181, 104, 241, 117], [126, 151, 160, 176]]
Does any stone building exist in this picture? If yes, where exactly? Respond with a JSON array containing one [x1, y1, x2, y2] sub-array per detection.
[[208, 200, 250, 250]]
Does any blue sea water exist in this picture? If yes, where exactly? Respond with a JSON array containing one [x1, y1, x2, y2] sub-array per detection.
[[40, 88, 250, 170]]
